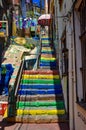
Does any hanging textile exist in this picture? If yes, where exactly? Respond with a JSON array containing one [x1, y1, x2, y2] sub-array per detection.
[[32, 0, 44, 9], [26, 0, 30, 3], [21, 0, 26, 19]]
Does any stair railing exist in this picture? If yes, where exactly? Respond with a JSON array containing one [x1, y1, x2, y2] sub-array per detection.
[[8, 59, 24, 117]]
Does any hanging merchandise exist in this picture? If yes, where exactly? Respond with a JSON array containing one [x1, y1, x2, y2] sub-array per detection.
[[22, 18, 27, 29], [21, 0, 26, 19], [19, 17, 23, 29], [31, 26, 35, 32], [0, 22, 2, 28], [26, 0, 30, 3], [32, 0, 44, 9]]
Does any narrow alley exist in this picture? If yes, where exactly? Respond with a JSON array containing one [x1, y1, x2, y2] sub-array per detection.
[[0, 0, 86, 130]]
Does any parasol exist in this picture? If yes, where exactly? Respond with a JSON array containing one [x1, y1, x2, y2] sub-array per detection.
[[38, 14, 52, 26]]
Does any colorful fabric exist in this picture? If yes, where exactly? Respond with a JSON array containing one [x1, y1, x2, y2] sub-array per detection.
[[32, 0, 44, 9], [21, 0, 26, 18], [26, 0, 30, 3]]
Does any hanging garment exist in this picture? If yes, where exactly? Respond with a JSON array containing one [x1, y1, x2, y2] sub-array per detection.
[[21, 0, 26, 19]]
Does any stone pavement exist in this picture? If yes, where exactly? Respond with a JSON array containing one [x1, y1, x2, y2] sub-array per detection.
[[0, 116, 69, 130]]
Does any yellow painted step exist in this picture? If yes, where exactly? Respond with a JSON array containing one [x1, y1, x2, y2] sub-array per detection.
[[17, 109, 65, 115], [42, 48, 53, 51], [41, 57, 56, 61], [22, 74, 60, 79]]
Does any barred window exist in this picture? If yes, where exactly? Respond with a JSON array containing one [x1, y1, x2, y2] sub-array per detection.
[[61, 36, 68, 75]]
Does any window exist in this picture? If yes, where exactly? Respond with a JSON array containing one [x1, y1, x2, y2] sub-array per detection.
[[59, 0, 63, 11], [61, 35, 68, 75], [80, 0, 86, 102]]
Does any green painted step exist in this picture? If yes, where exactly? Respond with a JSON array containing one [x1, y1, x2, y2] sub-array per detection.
[[16, 101, 64, 108], [21, 79, 61, 84]]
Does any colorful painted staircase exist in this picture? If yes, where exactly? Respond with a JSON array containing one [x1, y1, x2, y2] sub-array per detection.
[[7, 35, 67, 123]]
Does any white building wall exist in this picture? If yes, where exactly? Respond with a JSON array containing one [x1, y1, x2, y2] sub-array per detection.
[[55, 0, 77, 130], [74, 4, 86, 130], [55, 0, 86, 130]]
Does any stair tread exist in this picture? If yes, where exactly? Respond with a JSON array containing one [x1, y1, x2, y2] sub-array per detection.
[[17, 94, 63, 101], [17, 106, 65, 109]]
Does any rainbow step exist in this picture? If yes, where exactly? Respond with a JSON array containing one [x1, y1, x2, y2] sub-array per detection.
[[40, 57, 56, 61], [17, 94, 63, 101], [41, 54, 55, 58], [40, 59, 56, 63], [18, 89, 62, 95], [39, 62, 57, 67], [41, 38, 51, 40], [16, 101, 64, 108], [20, 84, 62, 89], [16, 109, 65, 116], [23, 70, 59, 75], [41, 51, 55, 55], [6, 114, 67, 123], [40, 60, 57, 66], [21, 79, 61, 84], [22, 74, 59, 79]]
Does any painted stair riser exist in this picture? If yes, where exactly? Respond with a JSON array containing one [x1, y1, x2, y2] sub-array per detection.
[[20, 84, 62, 89], [17, 106, 64, 110], [41, 38, 51, 40], [21, 79, 61, 84], [39, 66, 57, 69], [18, 89, 62, 95], [42, 45, 52, 47], [16, 101, 64, 108], [40, 59, 56, 62], [39, 63, 57, 67], [41, 52, 55, 55], [22, 74, 59, 79], [42, 47, 53, 49], [41, 49, 54, 51], [7, 115, 67, 123], [41, 48, 54, 51], [16, 109, 65, 115], [40, 60, 57, 64], [40, 60, 57, 63], [42, 44, 52, 47], [23, 70, 59, 75], [40, 57, 56, 60], [17, 95, 63, 101], [41, 54, 56, 58], [42, 42, 51, 45]]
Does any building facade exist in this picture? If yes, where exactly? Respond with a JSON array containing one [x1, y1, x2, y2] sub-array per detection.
[[54, 0, 86, 130]]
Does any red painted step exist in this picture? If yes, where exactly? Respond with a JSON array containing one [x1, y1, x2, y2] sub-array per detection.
[[41, 54, 56, 58], [23, 70, 59, 75]]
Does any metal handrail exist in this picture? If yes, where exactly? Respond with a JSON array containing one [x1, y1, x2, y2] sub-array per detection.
[[14, 59, 24, 96]]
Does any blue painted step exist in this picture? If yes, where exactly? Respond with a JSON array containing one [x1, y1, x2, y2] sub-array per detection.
[[41, 51, 55, 55], [41, 38, 51, 40], [20, 84, 62, 89], [40, 62, 57, 66], [18, 89, 62, 95]]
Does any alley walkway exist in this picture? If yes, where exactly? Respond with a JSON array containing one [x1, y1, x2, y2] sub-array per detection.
[[0, 116, 69, 130]]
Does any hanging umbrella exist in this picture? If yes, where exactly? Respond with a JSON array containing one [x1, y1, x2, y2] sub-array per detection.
[[38, 14, 52, 26]]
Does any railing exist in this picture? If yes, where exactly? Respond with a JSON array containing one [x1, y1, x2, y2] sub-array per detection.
[[8, 60, 24, 117]]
